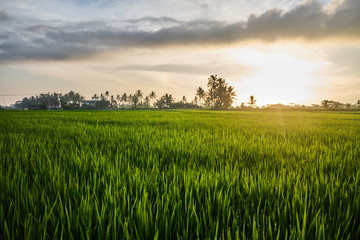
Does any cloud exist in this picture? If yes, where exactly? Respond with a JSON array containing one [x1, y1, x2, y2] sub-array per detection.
[[124, 16, 181, 24], [326, 45, 360, 77], [0, 0, 359, 63], [118, 64, 211, 75], [117, 63, 254, 76], [245, 0, 360, 40], [0, 10, 11, 21]]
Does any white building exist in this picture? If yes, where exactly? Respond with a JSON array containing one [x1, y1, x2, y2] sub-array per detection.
[[80, 96, 99, 107]]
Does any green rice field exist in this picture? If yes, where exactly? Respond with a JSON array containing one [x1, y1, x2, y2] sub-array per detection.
[[1, 110, 360, 239]]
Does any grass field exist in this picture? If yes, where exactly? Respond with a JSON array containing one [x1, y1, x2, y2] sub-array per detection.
[[1, 110, 360, 239]]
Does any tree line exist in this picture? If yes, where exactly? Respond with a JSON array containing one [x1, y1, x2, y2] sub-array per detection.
[[13, 75, 238, 110], [15, 75, 236, 110], [11, 75, 359, 110]]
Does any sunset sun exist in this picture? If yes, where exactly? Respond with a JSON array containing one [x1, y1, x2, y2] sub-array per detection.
[[231, 48, 322, 105]]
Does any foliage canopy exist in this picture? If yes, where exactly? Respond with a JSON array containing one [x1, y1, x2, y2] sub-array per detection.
[[204, 75, 236, 110]]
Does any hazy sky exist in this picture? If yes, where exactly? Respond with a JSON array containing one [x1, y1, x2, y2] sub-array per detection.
[[1, 0, 359, 106]]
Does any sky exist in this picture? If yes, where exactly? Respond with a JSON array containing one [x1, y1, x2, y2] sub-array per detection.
[[0, 0, 359, 106]]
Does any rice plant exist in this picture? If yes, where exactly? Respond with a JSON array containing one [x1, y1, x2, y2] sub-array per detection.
[[1, 110, 359, 239]]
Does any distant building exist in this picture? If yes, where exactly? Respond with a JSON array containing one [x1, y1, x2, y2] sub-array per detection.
[[80, 96, 99, 107], [265, 103, 289, 109]]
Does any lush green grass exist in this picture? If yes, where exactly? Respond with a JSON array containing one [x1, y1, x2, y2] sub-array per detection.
[[1, 110, 360, 239]]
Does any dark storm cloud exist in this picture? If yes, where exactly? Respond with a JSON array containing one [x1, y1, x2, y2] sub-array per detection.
[[1, 0, 359, 63]]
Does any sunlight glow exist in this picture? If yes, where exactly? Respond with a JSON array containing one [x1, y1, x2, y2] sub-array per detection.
[[231, 49, 320, 106]]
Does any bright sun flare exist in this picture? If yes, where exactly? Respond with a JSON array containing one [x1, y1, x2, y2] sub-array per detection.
[[232, 49, 319, 106]]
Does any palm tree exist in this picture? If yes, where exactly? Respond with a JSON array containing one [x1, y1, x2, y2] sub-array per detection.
[[150, 91, 156, 99], [199, 75, 237, 109], [247, 95, 257, 108], [116, 94, 121, 108], [149, 91, 156, 108], [224, 86, 236, 109], [196, 87, 205, 106], [217, 77, 226, 87], [136, 90, 143, 108], [207, 75, 218, 90], [205, 88, 213, 107], [182, 96, 187, 103], [110, 95, 117, 108], [144, 96, 150, 108], [121, 93, 127, 108], [192, 96, 198, 105], [131, 94, 139, 108], [227, 86, 236, 98], [164, 93, 173, 108], [128, 94, 132, 107]]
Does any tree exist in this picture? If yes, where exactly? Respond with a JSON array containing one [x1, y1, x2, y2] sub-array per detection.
[[149, 91, 156, 107], [116, 94, 121, 107], [110, 95, 117, 108], [320, 100, 349, 109], [156, 96, 166, 109], [164, 93, 174, 107], [222, 86, 236, 109], [15, 91, 83, 110], [121, 93, 128, 108], [321, 100, 330, 108], [192, 96, 198, 106], [247, 95, 257, 108], [156, 93, 174, 109], [121, 93, 130, 105], [345, 103, 352, 108], [96, 99, 110, 109], [204, 75, 236, 110], [149, 91, 156, 99], [144, 96, 150, 108], [332, 101, 343, 108], [136, 90, 143, 108], [196, 87, 205, 106], [130, 94, 139, 108], [62, 91, 84, 105], [182, 96, 187, 103]]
